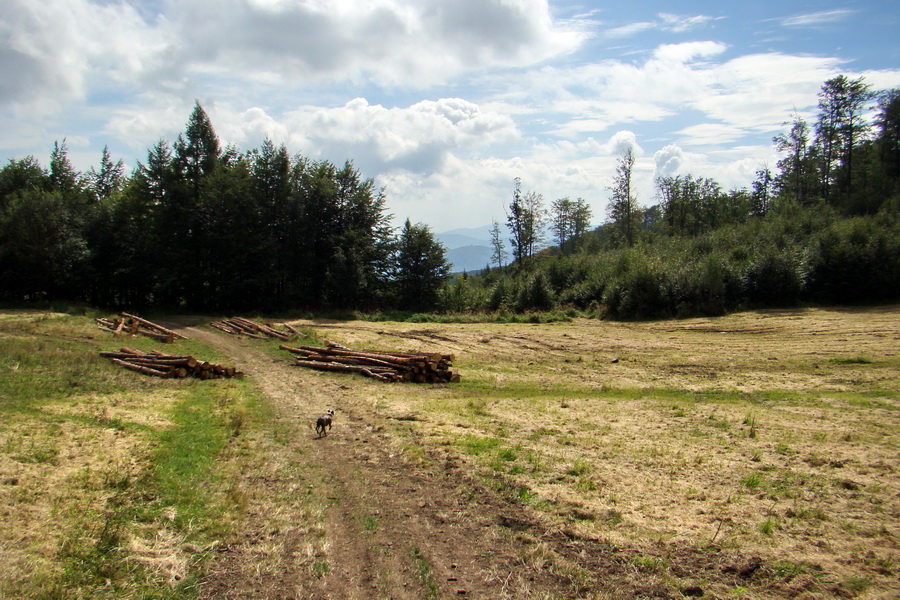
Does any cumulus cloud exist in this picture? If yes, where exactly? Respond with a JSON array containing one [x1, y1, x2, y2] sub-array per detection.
[[274, 98, 520, 174], [654, 144, 685, 178], [607, 130, 641, 156], [1, 0, 586, 115], [166, 0, 586, 87], [1, 0, 172, 112]]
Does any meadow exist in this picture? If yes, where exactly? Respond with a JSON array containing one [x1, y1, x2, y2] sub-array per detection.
[[1, 306, 897, 599]]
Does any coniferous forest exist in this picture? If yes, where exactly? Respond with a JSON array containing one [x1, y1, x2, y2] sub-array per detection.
[[1, 75, 898, 319]]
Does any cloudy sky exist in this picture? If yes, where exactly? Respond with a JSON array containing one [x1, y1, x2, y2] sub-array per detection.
[[3, 1, 900, 232]]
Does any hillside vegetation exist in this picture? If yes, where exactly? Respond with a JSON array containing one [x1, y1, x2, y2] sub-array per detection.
[[1, 75, 898, 318]]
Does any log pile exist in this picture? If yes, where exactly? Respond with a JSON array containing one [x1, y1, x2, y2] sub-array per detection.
[[96, 312, 188, 343], [100, 347, 243, 380], [210, 317, 301, 340], [281, 342, 459, 383]]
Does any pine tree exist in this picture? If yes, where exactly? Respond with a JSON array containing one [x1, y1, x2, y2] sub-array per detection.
[[395, 219, 450, 311], [88, 145, 125, 201]]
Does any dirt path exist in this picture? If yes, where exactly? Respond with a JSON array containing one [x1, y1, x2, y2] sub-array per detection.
[[187, 326, 575, 600], [182, 318, 862, 600]]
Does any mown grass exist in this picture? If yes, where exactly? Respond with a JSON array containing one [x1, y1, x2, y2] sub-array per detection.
[[364, 308, 899, 599], [0, 311, 265, 600]]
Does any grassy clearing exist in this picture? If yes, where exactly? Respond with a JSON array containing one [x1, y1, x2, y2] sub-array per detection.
[[0, 310, 269, 600], [315, 307, 900, 599]]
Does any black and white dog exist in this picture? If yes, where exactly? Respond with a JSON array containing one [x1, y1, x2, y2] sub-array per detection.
[[315, 410, 335, 437]]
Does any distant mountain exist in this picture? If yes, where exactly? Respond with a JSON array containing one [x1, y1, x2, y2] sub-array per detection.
[[445, 245, 493, 273], [436, 225, 495, 249], [437, 225, 496, 273]]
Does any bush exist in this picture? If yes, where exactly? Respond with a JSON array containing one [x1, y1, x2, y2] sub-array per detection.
[[514, 273, 554, 312], [743, 248, 805, 306], [603, 256, 669, 320], [806, 216, 900, 303]]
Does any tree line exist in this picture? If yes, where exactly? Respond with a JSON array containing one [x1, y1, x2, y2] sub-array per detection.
[[0, 104, 449, 312], [2, 75, 898, 319], [444, 75, 900, 319]]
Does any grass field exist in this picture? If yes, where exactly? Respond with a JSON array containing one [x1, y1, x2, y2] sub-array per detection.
[[0, 310, 269, 599], [1, 306, 897, 599], [309, 306, 899, 599]]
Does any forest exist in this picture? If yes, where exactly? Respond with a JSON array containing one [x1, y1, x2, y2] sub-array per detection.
[[1, 74, 898, 319]]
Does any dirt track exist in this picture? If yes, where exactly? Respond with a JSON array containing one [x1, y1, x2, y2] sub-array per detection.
[[188, 325, 581, 600], [182, 312, 884, 600]]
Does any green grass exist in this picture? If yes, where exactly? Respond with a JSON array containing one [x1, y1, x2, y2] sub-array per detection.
[[410, 546, 440, 599], [829, 356, 873, 365], [458, 433, 502, 456], [0, 311, 264, 600], [150, 383, 235, 529], [741, 472, 765, 490], [361, 514, 380, 533], [759, 517, 778, 535]]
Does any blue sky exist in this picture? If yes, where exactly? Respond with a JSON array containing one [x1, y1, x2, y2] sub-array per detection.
[[2, 0, 899, 231]]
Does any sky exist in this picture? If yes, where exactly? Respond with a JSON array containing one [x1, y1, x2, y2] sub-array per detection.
[[2, 1, 900, 233]]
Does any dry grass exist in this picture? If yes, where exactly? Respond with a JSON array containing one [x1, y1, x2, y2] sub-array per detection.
[[300, 306, 900, 599], [0, 310, 264, 600], [3, 306, 897, 599]]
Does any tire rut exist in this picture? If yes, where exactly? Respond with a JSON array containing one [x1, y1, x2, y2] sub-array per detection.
[[188, 327, 572, 600]]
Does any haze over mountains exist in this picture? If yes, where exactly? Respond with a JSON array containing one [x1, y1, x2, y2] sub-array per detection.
[[435, 225, 495, 273]]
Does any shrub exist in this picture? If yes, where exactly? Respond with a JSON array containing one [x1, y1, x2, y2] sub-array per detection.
[[743, 247, 805, 306], [806, 216, 900, 303]]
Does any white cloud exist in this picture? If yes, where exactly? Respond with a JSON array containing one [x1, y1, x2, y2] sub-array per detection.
[[654, 144, 685, 178], [1, 0, 587, 116], [166, 0, 586, 87], [693, 53, 845, 130], [604, 22, 655, 39], [779, 10, 854, 28], [607, 130, 641, 156], [0, 0, 172, 112], [652, 41, 728, 63], [658, 13, 716, 33], [676, 123, 747, 146], [265, 98, 521, 174], [105, 103, 194, 151], [490, 43, 852, 149], [603, 13, 716, 39]]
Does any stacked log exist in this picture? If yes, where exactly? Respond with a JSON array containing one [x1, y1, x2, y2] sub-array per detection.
[[96, 312, 188, 343], [210, 317, 300, 340], [100, 347, 243, 380], [281, 342, 459, 384]]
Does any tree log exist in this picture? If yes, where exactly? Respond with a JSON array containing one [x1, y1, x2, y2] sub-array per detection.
[[119, 312, 187, 339], [111, 358, 169, 377]]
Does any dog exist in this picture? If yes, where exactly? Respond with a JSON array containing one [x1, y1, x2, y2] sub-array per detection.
[[315, 410, 335, 437]]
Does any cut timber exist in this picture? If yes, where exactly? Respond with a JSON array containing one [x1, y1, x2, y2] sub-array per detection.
[[101, 347, 242, 380], [212, 317, 297, 340], [120, 313, 187, 339], [111, 358, 169, 378], [96, 313, 187, 343], [282, 323, 304, 337], [286, 342, 459, 384]]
